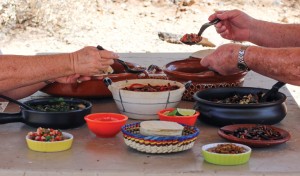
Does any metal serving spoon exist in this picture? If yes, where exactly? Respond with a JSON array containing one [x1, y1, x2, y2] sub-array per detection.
[[96, 45, 146, 74], [260, 81, 286, 102], [181, 18, 221, 45], [0, 95, 35, 110]]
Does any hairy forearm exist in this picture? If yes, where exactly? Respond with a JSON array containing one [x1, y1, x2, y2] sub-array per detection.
[[245, 46, 300, 85], [249, 20, 300, 47], [0, 82, 47, 100], [0, 53, 74, 93]]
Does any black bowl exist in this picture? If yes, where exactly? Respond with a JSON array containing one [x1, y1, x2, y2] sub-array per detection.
[[193, 87, 287, 126], [0, 97, 92, 129]]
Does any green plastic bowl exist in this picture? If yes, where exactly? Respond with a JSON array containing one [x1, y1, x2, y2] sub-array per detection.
[[202, 143, 251, 165]]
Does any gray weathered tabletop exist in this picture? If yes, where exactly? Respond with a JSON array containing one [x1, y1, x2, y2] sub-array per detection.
[[0, 52, 300, 176]]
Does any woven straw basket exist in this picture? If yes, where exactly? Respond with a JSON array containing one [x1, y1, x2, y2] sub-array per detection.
[[121, 122, 200, 154]]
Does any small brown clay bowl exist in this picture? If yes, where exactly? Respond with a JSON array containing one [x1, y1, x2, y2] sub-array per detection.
[[41, 60, 142, 98], [218, 124, 291, 148], [163, 57, 247, 101]]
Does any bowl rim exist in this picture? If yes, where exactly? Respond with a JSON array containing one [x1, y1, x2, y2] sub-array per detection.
[[84, 113, 128, 123], [157, 108, 200, 118], [193, 87, 287, 107], [163, 58, 247, 79], [218, 124, 291, 147], [25, 132, 73, 143], [202, 142, 252, 156], [121, 122, 200, 141], [109, 79, 186, 94], [23, 97, 93, 113]]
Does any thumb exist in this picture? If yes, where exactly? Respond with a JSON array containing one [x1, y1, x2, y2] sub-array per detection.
[[200, 56, 210, 67]]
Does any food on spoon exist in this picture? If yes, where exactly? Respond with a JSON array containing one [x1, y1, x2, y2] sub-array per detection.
[[164, 108, 196, 116], [122, 83, 180, 92], [140, 121, 184, 136], [180, 33, 202, 44], [207, 143, 247, 154], [27, 127, 66, 142]]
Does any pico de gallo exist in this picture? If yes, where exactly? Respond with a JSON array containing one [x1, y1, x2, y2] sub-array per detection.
[[27, 127, 66, 142]]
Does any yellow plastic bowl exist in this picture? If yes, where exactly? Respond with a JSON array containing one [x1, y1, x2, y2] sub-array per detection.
[[26, 132, 73, 152], [202, 143, 251, 165]]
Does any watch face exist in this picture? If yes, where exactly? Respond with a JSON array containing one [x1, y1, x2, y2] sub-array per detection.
[[237, 63, 246, 70]]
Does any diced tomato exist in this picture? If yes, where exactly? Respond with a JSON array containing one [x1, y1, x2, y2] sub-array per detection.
[[28, 127, 65, 142]]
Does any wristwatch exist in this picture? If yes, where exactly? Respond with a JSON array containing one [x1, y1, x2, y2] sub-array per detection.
[[237, 45, 250, 71]]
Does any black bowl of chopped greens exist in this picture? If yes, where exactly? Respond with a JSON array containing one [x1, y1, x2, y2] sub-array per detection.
[[27, 97, 88, 112], [193, 87, 287, 126], [0, 97, 92, 129]]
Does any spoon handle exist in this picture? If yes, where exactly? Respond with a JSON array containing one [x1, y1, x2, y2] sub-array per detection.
[[0, 95, 34, 110], [96, 46, 129, 69], [209, 18, 221, 25], [272, 81, 286, 90], [260, 81, 286, 102], [197, 18, 221, 37], [96, 45, 105, 50]]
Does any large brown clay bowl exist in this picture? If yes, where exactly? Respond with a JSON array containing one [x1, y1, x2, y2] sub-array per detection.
[[41, 60, 142, 98], [163, 57, 247, 101]]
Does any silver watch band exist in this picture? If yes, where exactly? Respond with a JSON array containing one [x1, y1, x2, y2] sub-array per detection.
[[237, 45, 250, 71]]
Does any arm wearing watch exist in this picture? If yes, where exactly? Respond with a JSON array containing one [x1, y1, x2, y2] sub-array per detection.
[[242, 46, 300, 86]]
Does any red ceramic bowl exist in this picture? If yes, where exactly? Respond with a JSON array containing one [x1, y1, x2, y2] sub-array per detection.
[[41, 60, 141, 98], [84, 113, 128, 138], [157, 108, 200, 126], [163, 57, 247, 101]]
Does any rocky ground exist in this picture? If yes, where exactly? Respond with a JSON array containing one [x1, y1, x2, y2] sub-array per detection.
[[0, 0, 299, 54], [0, 0, 300, 103]]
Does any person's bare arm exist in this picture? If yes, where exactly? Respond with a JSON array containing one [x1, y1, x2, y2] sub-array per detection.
[[0, 53, 74, 93], [0, 82, 47, 100], [0, 46, 118, 94], [211, 9, 300, 47], [249, 21, 300, 47], [0, 74, 85, 100], [201, 44, 300, 86], [245, 46, 300, 84]]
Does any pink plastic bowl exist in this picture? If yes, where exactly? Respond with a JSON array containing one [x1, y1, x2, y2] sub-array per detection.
[[157, 108, 200, 126], [84, 113, 128, 138]]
